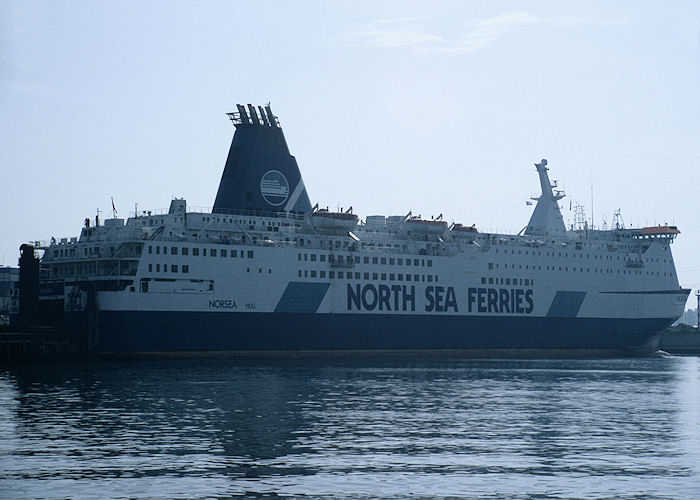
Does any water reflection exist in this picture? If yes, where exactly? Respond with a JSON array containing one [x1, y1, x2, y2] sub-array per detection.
[[1, 357, 698, 498]]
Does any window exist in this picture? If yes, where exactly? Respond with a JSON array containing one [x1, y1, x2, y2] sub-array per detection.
[[156, 246, 160, 254], [171, 247, 178, 255], [182, 247, 189, 256], [164, 247, 168, 255], [372, 273, 378, 280], [211, 249, 217, 257], [148, 264, 152, 272], [320, 271, 326, 278], [221, 249, 227, 257], [203, 249, 207, 256], [330, 271, 335, 279], [148, 246, 153, 254], [182, 265, 189, 273], [373, 257, 378, 264], [389, 258, 395, 265], [338, 271, 343, 279], [247, 251, 254, 258], [364, 257, 369, 264], [231, 250, 237, 257], [364, 272, 369, 279], [381, 273, 387, 280], [390, 273, 395, 281], [381, 257, 386, 265], [398, 258, 403, 265], [171, 264, 178, 273], [321, 254, 326, 262], [311, 270, 317, 278], [427, 260, 432, 267], [481, 277, 486, 284], [156, 264, 160, 272], [193, 248, 199, 256], [311, 254, 317, 262]]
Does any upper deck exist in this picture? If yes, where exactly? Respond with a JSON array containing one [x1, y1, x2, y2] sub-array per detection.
[[36, 196, 677, 267]]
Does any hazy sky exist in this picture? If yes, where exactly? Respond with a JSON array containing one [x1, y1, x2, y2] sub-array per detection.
[[1, 1, 699, 307]]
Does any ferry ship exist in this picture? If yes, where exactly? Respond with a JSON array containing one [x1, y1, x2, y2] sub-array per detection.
[[15, 104, 690, 356]]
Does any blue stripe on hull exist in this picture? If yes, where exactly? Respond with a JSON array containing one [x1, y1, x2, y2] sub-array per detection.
[[547, 291, 587, 317], [85, 311, 675, 355]]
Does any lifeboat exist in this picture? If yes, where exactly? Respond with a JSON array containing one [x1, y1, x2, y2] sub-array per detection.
[[311, 208, 358, 231], [641, 225, 680, 236], [403, 216, 448, 235], [451, 223, 478, 239]]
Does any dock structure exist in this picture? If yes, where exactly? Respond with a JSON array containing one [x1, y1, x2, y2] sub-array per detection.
[[0, 325, 75, 363]]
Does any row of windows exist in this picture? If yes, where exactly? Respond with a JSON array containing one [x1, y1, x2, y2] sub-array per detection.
[[298, 269, 439, 282], [139, 215, 297, 228], [54, 248, 76, 258], [149, 245, 254, 259], [481, 277, 534, 287], [199, 216, 293, 228], [148, 264, 189, 273], [298, 253, 433, 267], [487, 262, 672, 277], [147, 263, 276, 275], [494, 247, 670, 264]]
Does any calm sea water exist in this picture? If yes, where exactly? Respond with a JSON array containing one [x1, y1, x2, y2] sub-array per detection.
[[1, 356, 699, 499]]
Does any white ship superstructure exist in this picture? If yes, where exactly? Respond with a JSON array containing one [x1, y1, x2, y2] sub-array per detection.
[[23, 105, 689, 356]]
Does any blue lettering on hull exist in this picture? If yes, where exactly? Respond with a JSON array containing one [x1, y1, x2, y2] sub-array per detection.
[[348, 284, 533, 314], [348, 284, 416, 312], [467, 287, 534, 314]]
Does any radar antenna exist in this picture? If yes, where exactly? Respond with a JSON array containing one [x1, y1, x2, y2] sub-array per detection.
[[613, 209, 625, 230]]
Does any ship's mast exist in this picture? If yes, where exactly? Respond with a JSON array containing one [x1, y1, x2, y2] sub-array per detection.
[[524, 159, 567, 237]]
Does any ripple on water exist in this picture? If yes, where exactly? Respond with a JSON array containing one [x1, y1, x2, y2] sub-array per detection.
[[0, 357, 698, 498]]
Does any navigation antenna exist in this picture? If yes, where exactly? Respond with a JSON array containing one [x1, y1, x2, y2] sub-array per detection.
[[590, 184, 594, 230], [572, 202, 587, 232], [612, 209, 625, 229]]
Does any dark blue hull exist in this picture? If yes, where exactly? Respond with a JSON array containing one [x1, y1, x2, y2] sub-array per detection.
[[75, 311, 675, 357]]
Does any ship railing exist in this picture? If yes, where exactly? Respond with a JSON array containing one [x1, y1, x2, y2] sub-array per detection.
[[128, 206, 306, 220], [478, 228, 521, 237]]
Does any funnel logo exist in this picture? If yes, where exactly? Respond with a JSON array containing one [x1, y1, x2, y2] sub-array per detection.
[[260, 170, 289, 206]]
